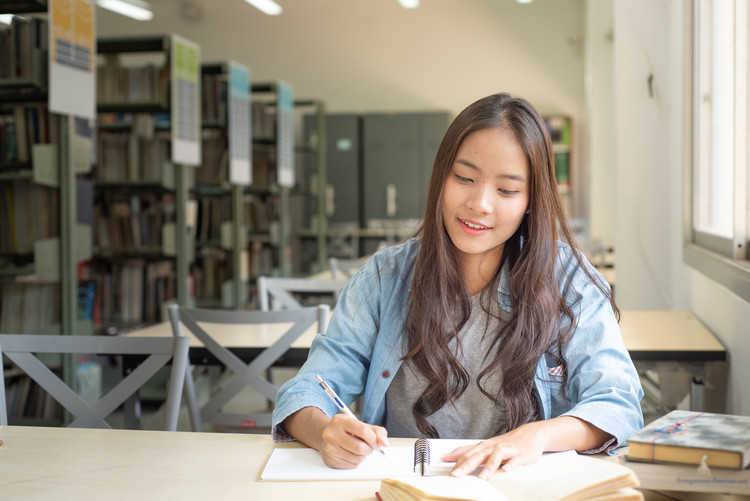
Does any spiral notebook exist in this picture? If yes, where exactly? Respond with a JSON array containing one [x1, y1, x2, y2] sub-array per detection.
[[261, 438, 482, 481]]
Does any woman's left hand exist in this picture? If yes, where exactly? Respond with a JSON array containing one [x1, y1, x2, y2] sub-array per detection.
[[442, 421, 548, 479]]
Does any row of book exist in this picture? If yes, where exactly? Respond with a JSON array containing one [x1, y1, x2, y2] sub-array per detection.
[[195, 128, 228, 184], [94, 193, 175, 250], [195, 195, 232, 242], [0, 282, 60, 334], [4, 372, 63, 424], [623, 410, 750, 496], [202, 73, 228, 124], [0, 16, 48, 81], [0, 181, 59, 254], [97, 58, 169, 105], [79, 259, 176, 326], [191, 248, 232, 300], [96, 129, 171, 183], [0, 104, 57, 165]]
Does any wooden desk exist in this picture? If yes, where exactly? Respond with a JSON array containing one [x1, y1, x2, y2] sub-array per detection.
[[126, 310, 726, 415], [0, 426, 673, 500], [619, 311, 727, 413]]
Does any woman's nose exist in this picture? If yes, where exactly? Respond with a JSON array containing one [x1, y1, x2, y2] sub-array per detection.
[[467, 184, 493, 213]]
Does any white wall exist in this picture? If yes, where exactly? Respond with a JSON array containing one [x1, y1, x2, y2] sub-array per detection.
[[96, 0, 590, 217], [613, 0, 749, 415], [585, 0, 615, 248]]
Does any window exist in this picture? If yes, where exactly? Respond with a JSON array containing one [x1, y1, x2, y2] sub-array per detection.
[[685, 0, 750, 300]]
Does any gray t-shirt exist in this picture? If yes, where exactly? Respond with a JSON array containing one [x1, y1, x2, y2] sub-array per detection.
[[385, 293, 508, 439]]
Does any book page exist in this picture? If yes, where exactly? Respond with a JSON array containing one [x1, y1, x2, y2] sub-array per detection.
[[488, 453, 638, 501]]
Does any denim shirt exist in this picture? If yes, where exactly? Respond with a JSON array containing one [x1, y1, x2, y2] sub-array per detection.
[[272, 238, 644, 449]]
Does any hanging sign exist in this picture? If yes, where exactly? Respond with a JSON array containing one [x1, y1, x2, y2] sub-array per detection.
[[228, 61, 251, 185], [276, 81, 294, 188], [49, 0, 95, 119], [171, 35, 201, 166]]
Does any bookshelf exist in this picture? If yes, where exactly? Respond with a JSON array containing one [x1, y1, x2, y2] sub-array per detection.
[[544, 115, 572, 216], [1, 0, 94, 424], [246, 81, 294, 306], [89, 34, 200, 333], [193, 61, 251, 309], [291, 99, 327, 275]]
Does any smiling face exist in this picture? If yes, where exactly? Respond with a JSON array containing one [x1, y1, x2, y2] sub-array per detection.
[[441, 126, 530, 283]]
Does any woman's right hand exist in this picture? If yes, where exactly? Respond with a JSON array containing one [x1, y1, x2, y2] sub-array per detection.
[[281, 406, 389, 469], [318, 413, 389, 469]]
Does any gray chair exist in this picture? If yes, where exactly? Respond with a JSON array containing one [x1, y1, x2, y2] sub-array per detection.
[[168, 304, 329, 432], [257, 276, 347, 311], [0, 334, 189, 430], [328, 257, 366, 281]]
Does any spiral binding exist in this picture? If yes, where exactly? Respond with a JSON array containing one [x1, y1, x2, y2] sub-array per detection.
[[413, 438, 430, 476]]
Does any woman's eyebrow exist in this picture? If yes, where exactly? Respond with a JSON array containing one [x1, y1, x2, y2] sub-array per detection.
[[455, 158, 526, 182]]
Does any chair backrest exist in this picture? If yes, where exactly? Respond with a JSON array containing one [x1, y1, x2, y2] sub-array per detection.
[[257, 276, 347, 311], [168, 304, 329, 431], [328, 257, 366, 281], [0, 334, 189, 430]]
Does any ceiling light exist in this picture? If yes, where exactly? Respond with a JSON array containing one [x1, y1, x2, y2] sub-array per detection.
[[517, 0, 533, 3], [244, 0, 283, 15], [398, 0, 419, 8], [95, 0, 153, 21], [0, 14, 14, 25]]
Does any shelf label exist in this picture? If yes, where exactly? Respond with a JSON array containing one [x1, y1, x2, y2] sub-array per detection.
[[276, 81, 295, 188], [49, 0, 96, 119], [228, 61, 252, 185], [171, 35, 201, 166]]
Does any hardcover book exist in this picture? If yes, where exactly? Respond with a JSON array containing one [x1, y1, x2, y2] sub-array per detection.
[[626, 410, 750, 470], [622, 457, 750, 496]]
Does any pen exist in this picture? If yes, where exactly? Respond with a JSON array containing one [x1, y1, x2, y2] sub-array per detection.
[[316, 374, 386, 455]]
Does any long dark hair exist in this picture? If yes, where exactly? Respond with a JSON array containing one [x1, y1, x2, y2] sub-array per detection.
[[404, 93, 617, 438]]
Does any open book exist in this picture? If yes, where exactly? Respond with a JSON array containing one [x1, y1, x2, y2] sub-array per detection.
[[378, 454, 643, 501]]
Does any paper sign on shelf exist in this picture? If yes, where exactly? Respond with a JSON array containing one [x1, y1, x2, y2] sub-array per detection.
[[171, 35, 201, 166], [228, 61, 252, 185], [276, 81, 295, 188], [49, 0, 96, 119]]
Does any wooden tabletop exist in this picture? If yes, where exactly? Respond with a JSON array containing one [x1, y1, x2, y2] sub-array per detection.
[[0, 426, 382, 500], [619, 310, 726, 361], [127, 310, 725, 363], [0, 426, 677, 500]]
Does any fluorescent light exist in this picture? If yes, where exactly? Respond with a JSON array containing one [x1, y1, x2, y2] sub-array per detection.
[[398, 0, 419, 8], [95, 0, 153, 21], [244, 0, 283, 16], [517, 0, 533, 3], [0, 14, 14, 25]]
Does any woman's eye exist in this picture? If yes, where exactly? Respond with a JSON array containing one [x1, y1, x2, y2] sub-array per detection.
[[498, 189, 519, 196], [454, 174, 472, 183]]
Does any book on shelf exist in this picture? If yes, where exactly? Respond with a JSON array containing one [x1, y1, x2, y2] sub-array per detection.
[[626, 410, 750, 470], [621, 456, 749, 496]]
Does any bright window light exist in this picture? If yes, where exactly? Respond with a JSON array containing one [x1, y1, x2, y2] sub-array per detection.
[[95, 0, 153, 21], [398, 0, 419, 8], [0, 14, 15, 24], [244, 0, 283, 16]]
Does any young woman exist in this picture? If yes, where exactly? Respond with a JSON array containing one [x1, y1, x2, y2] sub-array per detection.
[[271, 93, 643, 479]]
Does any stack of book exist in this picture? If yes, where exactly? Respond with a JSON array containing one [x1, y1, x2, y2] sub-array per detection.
[[623, 410, 750, 497]]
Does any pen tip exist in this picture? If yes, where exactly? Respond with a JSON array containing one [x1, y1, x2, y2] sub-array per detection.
[[315, 374, 323, 383]]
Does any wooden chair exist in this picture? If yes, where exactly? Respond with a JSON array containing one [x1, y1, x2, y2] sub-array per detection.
[[168, 304, 329, 432], [0, 334, 189, 430], [257, 276, 347, 311]]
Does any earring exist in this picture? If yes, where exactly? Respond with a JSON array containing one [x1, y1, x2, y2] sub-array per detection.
[[525, 209, 531, 214]]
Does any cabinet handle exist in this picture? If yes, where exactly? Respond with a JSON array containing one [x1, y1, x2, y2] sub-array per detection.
[[386, 183, 397, 217]]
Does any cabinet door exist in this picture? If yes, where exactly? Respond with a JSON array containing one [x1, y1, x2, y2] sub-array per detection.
[[362, 113, 422, 224], [326, 114, 361, 225]]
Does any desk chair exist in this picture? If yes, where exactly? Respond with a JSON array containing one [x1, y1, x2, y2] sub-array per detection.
[[0, 334, 189, 430], [168, 304, 329, 432], [257, 276, 347, 311], [328, 257, 366, 280]]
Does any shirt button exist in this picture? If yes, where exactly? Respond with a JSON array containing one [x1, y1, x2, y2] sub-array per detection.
[[382, 370, 390, 378]]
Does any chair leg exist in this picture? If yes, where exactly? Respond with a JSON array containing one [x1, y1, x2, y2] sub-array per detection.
[[183, 365, 202, 432]]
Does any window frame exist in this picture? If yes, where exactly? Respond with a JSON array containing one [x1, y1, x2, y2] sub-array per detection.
[[685, 0, 750, 301]]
